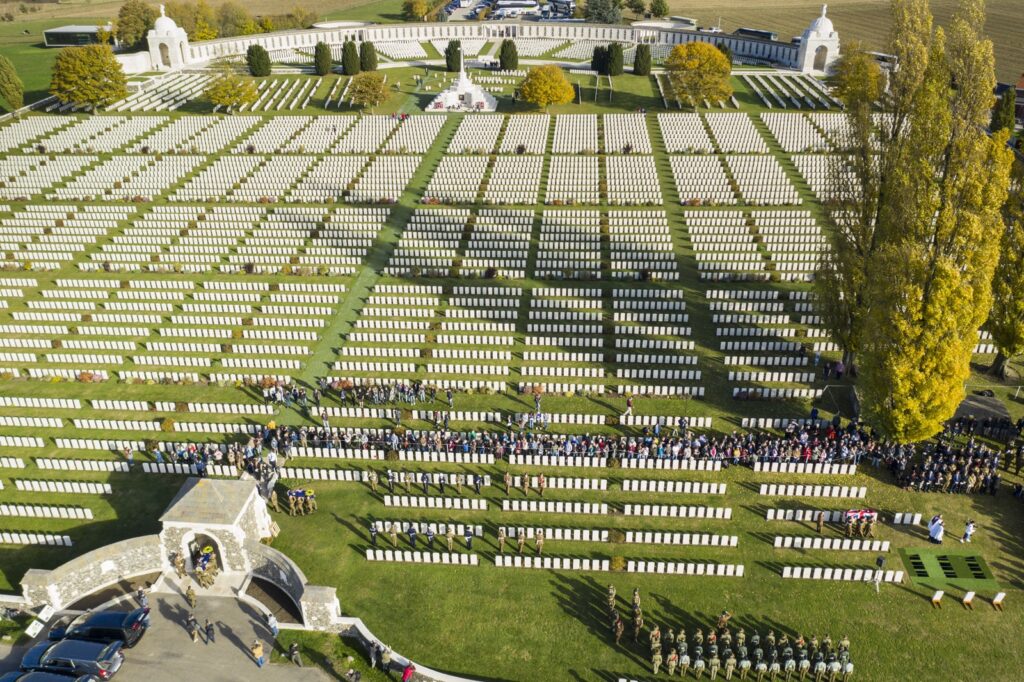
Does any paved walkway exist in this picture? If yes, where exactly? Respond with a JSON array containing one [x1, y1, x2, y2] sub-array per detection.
[[0, 580, 329, 682]]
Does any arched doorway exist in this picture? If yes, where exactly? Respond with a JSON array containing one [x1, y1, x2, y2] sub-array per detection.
[[159, 43, 171, 68], [813, 45, 828, 71], [185, 532, 224, 573]]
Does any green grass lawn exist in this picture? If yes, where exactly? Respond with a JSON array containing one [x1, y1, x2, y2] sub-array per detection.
[[0, 18, 86, 109], [0, 65, 1021, 682], [267, 461, 1024, 681]]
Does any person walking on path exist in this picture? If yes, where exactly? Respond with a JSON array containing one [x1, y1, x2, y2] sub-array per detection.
[[205, 619, 215, 645], [266, 613, 279, 638], [250, 640, 265, 668], [185, 584, 196, 609]]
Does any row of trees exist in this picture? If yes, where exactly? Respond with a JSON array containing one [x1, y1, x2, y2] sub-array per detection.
[[818, 0, 1016, 442], [243, 39, 378, 77], [587, 0, 669, 24], [0, 55, 23, 112], [114, 0, 318, 49]]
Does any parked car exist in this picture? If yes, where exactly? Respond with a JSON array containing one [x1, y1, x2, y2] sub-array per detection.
[[0, 673, 101, 682], [20, 640, 124, 680], [47, 608, 150, 648]]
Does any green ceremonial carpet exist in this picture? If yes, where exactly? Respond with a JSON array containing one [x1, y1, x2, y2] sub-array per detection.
[[898, 546, 1000, 592]]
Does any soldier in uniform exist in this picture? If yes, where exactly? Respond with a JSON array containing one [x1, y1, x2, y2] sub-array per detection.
[[504, 470, 512, 495], [632, 587, 642, 610], [651, 649, 662, 675], [607, 584, 616, 608], [420, 472, 430, 495], [497, 527, 506, 553], [844, 516, 854, 538], [517, 529, 526, 554], [613, 614, 624, 645], [816, 511, 824, 534], [649, 624, 661, 653], [535, 529, 544, 555], [269, 489, 281, 513], [838, 635, 850, 653], [173, 552, 186, 579], [473, 473, 483, 495], [632, 609, 644, 642], [402, 470, 412, 493], [288, 494, 298, 516], [666, 649, 679, 676], [537, 473, 546, 497], [736, 627, 746, 649], [446, 526, 456, 552], [864, 517, 875, 538], [367, 469, 378, 493], [464, 527, 473, 550], [521, 473, 530, 496], [305, 490, 317, 513], [664, 627, 676, 654], [709, 653, 721, 679], [185, 584, 196, 609], [388, 523, 399, 548], [694, 627, 704, 647], [720, 628, 732, 649], [724, 651, 737, 680], [438, 472, 447, 496], [717, 610, 732, 631], [369, 522, 378, 546]]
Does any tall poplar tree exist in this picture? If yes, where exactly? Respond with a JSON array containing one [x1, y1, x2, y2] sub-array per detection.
[[986, 162, 1024, 377], [821, 0, 1013, 442]]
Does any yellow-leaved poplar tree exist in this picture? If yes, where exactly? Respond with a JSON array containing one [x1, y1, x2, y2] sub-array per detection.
[[664, 42, 732, 108], [854, 0, 1013, 442], [986, 162, 1024, 377], [518, 65, 575, 111]]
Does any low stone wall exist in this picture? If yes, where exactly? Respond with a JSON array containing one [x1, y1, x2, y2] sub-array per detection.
[[19, 534, 162, 610]]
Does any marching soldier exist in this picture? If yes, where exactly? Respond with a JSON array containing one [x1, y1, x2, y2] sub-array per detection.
[[269, 489, 281, 513], [736, 627, 746, 649], [535, 529, 544, 556], [652, 649, 662, 675], [725, 652, 737, 680], [504, 470, 512, 495], [816, 511, 824, 534], [709, 653, 721, 679], [632, 587, 641, 610], [607, 584, 617, 608], [666, 649, 679, 676], [367, 469, 378, 493], [517, 529, 526, 554], [632, 609, 644, 642], [537, 473, 546, 497], [388, 523, 399, 548], [665, 627, 676, 653], [446, 526, 456, 552], [649, 624, 662, 653], [857, 517, 867, 538], [864, 517, 875, 538], [304, 490, 317, 513], [614, 614, 624, 645], [521, 473, 530, 496], [185, 584, 196, 609], [402, 469, 412, 493], [844, 516, 854, 538], [455, 473, 463, 495], [497, 527, 506, 553], [288, 494, 298, 516]]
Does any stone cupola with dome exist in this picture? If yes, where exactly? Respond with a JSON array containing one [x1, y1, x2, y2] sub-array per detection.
[[797, 5, 840, 73], [146, 4, 192, 71]]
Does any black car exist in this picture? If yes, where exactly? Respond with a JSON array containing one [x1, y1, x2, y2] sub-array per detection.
[[20, 640, 124, 680], [0, 672, 101, 682], [48, 608, 150, 648]]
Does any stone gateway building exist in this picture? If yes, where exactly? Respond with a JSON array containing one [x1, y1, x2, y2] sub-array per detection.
[[9, 477, 341, 630]]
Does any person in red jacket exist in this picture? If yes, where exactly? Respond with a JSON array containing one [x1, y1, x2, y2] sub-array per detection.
[[401, 662, 416, 681]]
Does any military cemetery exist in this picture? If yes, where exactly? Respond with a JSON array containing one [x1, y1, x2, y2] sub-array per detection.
[[0, 0, 1020, 679]]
